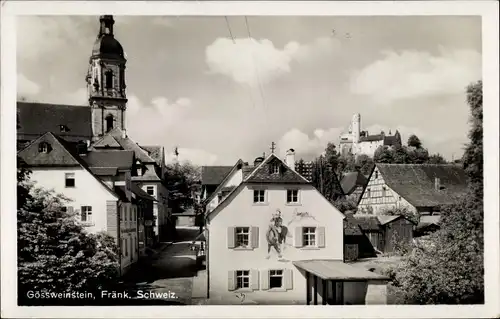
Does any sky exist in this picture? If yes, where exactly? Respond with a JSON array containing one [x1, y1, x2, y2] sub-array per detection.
[[16, 15, 482, 166]]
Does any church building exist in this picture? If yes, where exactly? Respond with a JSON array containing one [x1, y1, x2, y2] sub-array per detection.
[[17, 15, 172, 243], [339, 114, 402, 158]]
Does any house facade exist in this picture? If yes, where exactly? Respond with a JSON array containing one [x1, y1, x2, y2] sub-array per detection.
[[17, 132, 147, 274], [205, 151, 389, 305], [357, 163, 468, 217]]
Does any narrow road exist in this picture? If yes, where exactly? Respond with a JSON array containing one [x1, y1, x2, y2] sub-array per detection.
[[121, 226, 202, 305]]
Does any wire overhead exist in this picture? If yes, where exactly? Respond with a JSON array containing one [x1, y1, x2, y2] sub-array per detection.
[[224, 16, 236, 44]]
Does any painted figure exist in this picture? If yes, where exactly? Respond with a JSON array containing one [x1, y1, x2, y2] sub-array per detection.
[[266, 209, 289, 259]]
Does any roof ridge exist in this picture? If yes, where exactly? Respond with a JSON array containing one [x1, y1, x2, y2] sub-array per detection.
[[17, 101, 88, 108]]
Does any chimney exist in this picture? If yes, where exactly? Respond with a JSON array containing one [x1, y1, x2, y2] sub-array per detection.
[[254, 157, 264, 167], [122, 129, 127, 139], [286, 148, 296, 171], [434, 177, 441, 190]]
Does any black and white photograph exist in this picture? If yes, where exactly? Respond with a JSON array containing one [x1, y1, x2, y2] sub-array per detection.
[[1, 1, 499, 318]]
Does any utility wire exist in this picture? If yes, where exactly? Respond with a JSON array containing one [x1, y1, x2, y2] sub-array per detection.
[[244, 16, 268, 111], [224, 16, 257, 110]]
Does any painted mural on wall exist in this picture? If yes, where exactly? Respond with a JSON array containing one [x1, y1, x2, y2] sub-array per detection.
[[265, 208, 318, 262]]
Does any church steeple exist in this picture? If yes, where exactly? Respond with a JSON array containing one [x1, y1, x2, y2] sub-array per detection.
[[87, 15, 128, 141], [99, 15, 115, 36]]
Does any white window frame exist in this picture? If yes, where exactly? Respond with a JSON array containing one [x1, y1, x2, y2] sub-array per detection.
[[81, 206, 92, 222], [253, 189, 266, 204], [236, 270, 250, 289], [271, 163, 280, 174], [65, 173, 75, 188], [286, 189, 299, 204], [235, 227, 250, 248], [302, 226, 316, 247], [269, 269, 284, 289]]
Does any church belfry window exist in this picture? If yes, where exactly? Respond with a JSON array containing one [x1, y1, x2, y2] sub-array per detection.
[[105, 70, 113, 89], [105, 114, 114, 132]]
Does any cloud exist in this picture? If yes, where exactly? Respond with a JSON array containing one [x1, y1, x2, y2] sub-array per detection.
[[349, 47, 482, 104], [17, 73, 40, 97], [277, 127, 344, 159], [205, 36, 341, 87], [165, 148, 218, 166]]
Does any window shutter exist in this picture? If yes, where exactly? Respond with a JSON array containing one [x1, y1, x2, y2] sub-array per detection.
[[227, 227, 235, 248], [318, 226, 326, 248], [67, 206, 74, 214], [251, 269, 259, 290], [294, 227, 303, 247], [261, 270, 270, 290], [284, 269, 293, 290], [228, 270, 236, 291], [251, 226, 259, 248]]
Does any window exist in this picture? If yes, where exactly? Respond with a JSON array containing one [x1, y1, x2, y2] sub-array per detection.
[[81, 206, 92, 222], [146, 186, 154, 195], [236, 270, 250, 289], [253, 189, 265, 203], [286, 189, 299, 203], [65, 173, 75, 187], [366, 188, 371, 198], [269, 270, 284, 289], [235, 227, 250, 247], [105, 70, 113, 89], [271, 163, 280, 174], [124, 238, 128, 257], [59, 124, 69, 133], [382, 186, 386, 197], [105, 114, 114, 132], [375, 171, 379, 179], [303, 227, 316, 247], [38, 142, 51, 153]]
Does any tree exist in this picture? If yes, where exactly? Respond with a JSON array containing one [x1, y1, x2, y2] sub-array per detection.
[[17, 162, 119, 304], [391, 80, 484, 304], [407, 134, 422, 149], [164, 161, 201, 214], [374, 146, 394, 163], [355, 154, 375, 176], [324, 142, 340, 172], [311, 155, 344, 203], [428, 153, 447, 164], [332, 197, 357, 213], [336, 152, 356, 178]]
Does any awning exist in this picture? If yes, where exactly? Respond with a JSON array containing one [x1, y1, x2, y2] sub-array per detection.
[[293, 260, 390, 281]]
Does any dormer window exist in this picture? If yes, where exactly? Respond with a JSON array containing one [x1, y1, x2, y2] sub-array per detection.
[[271, 163, 280, 174], [38, 142, 51, 153], [59, 124, 69, 132]]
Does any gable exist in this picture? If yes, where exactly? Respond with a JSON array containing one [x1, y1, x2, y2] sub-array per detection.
[[245, 154, 310, 184], [204, 160, 244, 206], [17, 102, 91, 143], [357, 165, 397, 206], [92, 134, 122, 149], [18, 132, 81, 167]]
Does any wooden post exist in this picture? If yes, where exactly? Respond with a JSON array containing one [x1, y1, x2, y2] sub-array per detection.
[[313, 275, 318, 305], [322, 279, 327, 305], [306, 272, 311, 305]]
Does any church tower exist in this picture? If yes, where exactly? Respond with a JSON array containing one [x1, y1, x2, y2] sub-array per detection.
[[86, 15, 127, 141]]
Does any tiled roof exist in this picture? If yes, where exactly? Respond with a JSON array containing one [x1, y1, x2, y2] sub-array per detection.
[[17, 102, 92, 143], [201, 166, 233, 185], [383, 135, 399, 146], [341, 171, 368, 195], [89, 167, 118, 176], [82, 150, 134, 170], [376, 164, 468, 208], [377, 215, 402, 225], [344, 213, 364, 236], [131, 183, 156, 202], [354, 215, 382, 231], [242, 166, 257, 179], [17, 132, 82, 167], [359, 134, 384, 142], [93, 128, 156, 164], [245, 154, 310, 184], [141, 145, 163, 166], [92, 134, 121, 148]]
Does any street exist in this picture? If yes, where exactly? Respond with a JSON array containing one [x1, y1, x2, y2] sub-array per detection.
[[120, 226, 204, 305]]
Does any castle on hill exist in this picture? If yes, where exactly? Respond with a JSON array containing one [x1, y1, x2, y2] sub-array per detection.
[[339, 113, 402, 158]]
